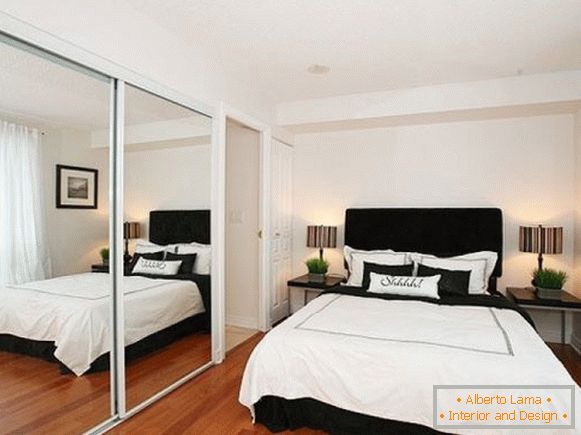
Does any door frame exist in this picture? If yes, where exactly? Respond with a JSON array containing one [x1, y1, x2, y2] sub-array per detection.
[[213, 103, 272, 363]]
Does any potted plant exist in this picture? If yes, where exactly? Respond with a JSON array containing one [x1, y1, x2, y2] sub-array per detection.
[[100, 248, 110, 266], [305, 257, 329, 283], [533, 268, 567, 299]]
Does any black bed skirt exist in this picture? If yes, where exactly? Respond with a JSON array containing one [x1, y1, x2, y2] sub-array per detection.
[[254, 396, 447, 435], [0, 312, 209, 375]]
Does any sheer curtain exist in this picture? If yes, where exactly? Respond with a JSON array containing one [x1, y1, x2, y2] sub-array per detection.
[[0, 120, 51, 285]]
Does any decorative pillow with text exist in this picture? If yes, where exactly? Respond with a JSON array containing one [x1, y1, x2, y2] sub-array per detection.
[[367, 273, 441, 299], [132, 257, 182, 276]]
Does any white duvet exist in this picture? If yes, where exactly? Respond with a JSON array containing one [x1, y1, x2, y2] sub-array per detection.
[[0, 273, 205, 375], [240, 293, 581, 434]]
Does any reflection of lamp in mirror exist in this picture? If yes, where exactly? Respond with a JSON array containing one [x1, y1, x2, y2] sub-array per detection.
[[124, 221, 141, 264], [519, 224, 563, 270], [306, 225, 337, 261]]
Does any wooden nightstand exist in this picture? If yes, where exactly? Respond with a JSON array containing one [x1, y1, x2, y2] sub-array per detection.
[[91, 263, 109, 273], [506, 286, 581, 344], [287, 274, 345, 307]]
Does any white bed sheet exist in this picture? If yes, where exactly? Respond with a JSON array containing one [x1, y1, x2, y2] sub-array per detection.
[[240, 293, 581, 434], [0, 273, 205, 375]]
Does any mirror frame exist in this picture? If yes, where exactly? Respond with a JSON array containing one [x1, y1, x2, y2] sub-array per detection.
[[0, 12, 219, 434]]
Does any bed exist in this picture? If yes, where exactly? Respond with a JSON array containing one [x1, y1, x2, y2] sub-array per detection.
[[240, 208, 581, 434], [0, 210, 211, 376]]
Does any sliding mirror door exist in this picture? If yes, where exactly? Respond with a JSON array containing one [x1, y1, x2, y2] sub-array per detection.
[[122, 84, 212, 410], [0, 37, 114, 432]]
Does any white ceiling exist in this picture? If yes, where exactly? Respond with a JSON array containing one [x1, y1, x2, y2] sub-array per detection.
[[0, 41, 210, 131], [127, 0, 581, 103]]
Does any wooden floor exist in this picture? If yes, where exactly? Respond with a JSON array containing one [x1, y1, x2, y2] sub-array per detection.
[[111, 336, 581, 435], [0, 336, 578, 434], [109, 333, 322, 435], [226, 325, 258, 352], [0, 333, 210, 434]]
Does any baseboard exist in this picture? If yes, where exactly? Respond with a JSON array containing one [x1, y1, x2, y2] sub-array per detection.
[[226, 314, 258, 330], [571, 333, 581, 356]]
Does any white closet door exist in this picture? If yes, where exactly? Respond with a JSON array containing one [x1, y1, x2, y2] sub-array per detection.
[[270, 139, 293, 325]]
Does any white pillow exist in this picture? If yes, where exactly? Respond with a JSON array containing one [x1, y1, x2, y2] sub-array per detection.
[[454, 251, 498, 287], [367, 273, 441, 299], [412, 250, 498, 293], [347, 251, 408, 287], [134, 239, 175, 255], [176, 243, 212, 274], [134, 240, 164, 254], [344, 246, 408, 271], [132, 257, 182, 275], [419, 256, 488, 294]]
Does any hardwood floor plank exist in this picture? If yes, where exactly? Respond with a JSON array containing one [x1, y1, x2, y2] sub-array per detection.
[[0, 333, 210, 434], [111, 336, 580, 435], [1, 334, 578, 434]]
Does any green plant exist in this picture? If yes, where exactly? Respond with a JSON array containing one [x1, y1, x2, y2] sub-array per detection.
[[533, 268, 567, 290], [100, 248, 110, 262], [305, 257, 329, 274]]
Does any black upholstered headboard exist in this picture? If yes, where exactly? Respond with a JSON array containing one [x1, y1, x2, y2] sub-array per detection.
[[149, 210, 210, 245], [344, 208, 503, 280]]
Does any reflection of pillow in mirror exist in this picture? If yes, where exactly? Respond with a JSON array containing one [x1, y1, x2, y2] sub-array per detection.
[[176, 243, 211, 275], [130, 251, 164, 271], [166, 252, 197, 274], [132, 258, 182, 276], [135, 239, 174, 254]]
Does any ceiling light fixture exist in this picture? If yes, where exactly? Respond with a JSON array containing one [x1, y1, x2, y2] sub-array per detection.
[[307, 64, 330, 75]]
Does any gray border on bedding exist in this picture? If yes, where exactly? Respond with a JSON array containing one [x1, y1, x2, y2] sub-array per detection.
[[9, 279, 182, 300], [294, 295, 514, 356]]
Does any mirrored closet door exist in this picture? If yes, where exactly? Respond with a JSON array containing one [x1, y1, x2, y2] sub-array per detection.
[[122, 84, 213, 410], [0, 37, 114, 432]]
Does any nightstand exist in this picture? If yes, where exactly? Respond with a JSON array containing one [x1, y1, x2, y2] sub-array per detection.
[[506, 286, 581, 344], [91, 263, 109, 273], [287, 274, 345, 307]]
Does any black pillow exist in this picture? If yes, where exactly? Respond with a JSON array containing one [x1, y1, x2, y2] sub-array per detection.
[[166, 252, 197, 275], [362, 262, 414, 289], [130, 251, 164, 272], [416, 263, 470, 297]]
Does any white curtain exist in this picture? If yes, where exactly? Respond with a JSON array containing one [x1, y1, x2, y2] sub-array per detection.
[[0, 120, 51, 285]]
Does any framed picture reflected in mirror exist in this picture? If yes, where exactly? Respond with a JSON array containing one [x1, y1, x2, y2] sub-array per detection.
[[56, 164, 98, 209]]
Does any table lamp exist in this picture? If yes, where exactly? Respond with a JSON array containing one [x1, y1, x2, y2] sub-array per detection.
[[306, 225, 337, 261], [519, 224, 563, 270], [124, 221, 141, 264]]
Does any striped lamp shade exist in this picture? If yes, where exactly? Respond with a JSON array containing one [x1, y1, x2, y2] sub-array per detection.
[[306, 225, 337, 249], [519, 225, 563, 254], [124, 221, 141, 240]]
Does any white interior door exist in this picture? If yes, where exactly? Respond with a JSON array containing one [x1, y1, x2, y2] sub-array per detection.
[[270, 139, 293, 325]]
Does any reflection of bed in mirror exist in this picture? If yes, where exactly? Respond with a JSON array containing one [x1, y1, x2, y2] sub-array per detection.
[[0, 210, 211, 376]]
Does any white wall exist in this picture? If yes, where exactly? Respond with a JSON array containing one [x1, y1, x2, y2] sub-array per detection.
[[574, 109, 581, 293], [292, 114, 576, 341], [43, 136, 212, 275], [573, 109, 581, 350], [43, 129, 110, 277], [124, 144, 211, 238], [225, 121, 260, 329]]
